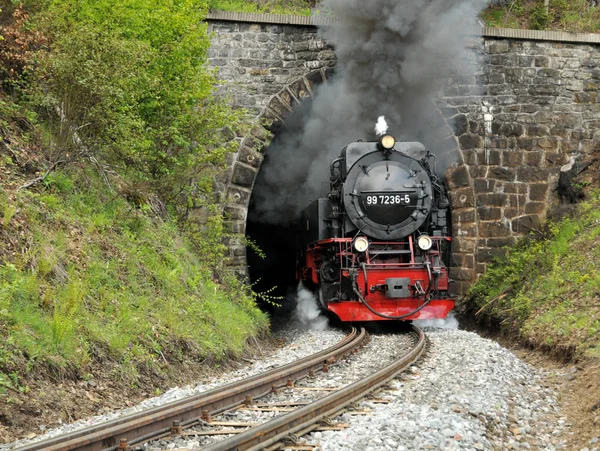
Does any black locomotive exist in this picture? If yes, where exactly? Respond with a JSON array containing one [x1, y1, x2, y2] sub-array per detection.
[[296, 127, 454, 321]]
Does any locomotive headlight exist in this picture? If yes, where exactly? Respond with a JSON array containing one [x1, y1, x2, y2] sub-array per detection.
[[379, 134, 395, 150], [354, 236, 369, 253], [417, 234, 433, 251]]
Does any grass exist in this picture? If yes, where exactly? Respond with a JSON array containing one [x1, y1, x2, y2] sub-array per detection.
[[481, 0, 600, 33], [465, 193, 600, 360], [0, 168, 269, 387], [209, 0, 313, 15]]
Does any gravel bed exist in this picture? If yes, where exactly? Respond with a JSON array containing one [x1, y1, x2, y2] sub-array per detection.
[[304, 327, 570, 450], [0, 326, 346, 451], [143, 332, 416, 450]]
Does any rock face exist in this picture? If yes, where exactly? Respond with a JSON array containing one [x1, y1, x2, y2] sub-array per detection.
[[206, 16, 600, 288]]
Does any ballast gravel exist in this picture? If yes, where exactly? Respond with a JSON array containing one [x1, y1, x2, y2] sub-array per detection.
[[2, 324, 572, 451], [304, 327, 570, 451]]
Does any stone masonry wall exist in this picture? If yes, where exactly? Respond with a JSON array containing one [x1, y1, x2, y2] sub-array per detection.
[[206, 15, 600, 289], [442, 38, 600, 293]]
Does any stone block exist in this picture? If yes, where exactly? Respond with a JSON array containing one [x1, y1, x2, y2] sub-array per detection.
[[226, 186, 251, 206], [574, 92, 598, 103], [528, 183, 549, 201], [477, 149, 501, 166], [529, 85, 559, 96], [536, 137, 559, 151], [488, 166, 516, 182], [475, 263, 488, 277], [224, 220, 246, 234], [223, 205, 247, 221], [503, 207, 523, 219], [535, 56, 551, 67], [499, 123, 525, 137], [487, 41, 509, 54], [469, 166, 487, 179], [238, 146, 263, 169], [452, 208, 476, 223], [508, 194, 527, 207], [451, 238, 477, 253], [231, 163, 257, 188], [462, 150, 477, 165], [261, 108, 284, 134], [517, 167, 550, 182], [459, 133, 483, 149], [477, 206, 502, 221], [445, 165, 470, 189], [477, 192, 507, 207], [502, 150, 523, 167], [452, 221, 478, 238], [479, 221, 511, 238], [474, 178, 496, 193], [450, 114, 468, 135], [525, 202, 547, 214], [464, 254, 475, 269], [511, 215, 542, 234], [504, 182, 527, 194], [449, 187, 476, 209], [449, 267, 475, 282], [524, 152, 543, 167], [491, 137, 509, 149]]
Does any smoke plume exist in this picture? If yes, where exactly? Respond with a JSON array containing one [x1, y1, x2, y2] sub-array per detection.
[[294, 283, 329, 330], [251, 0, 489, 224]]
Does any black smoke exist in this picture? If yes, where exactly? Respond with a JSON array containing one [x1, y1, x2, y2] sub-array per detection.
[[251, 0, 489, 225]]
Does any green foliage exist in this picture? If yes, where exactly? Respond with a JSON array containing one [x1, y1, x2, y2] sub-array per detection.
[[482, 0, 600, 33], [209, 0, 313, 15], [529, 3, 552, 30], [465, 194, 600, 360], [24, 0, 248, 209], [0, 171, 268, 381]]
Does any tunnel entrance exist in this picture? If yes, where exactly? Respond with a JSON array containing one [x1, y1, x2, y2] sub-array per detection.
[[246, 101, 315, 321]]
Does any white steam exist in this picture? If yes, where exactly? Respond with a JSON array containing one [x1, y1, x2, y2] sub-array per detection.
[[413, 312, 460, 329], [374, 115, 388, 136], [294, 283, 329, 331]]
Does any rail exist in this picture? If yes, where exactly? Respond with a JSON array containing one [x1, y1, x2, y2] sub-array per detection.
[[14, 327, 366, 451], [203, 325, 426, 451]]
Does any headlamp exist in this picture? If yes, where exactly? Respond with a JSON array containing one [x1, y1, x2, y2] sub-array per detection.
[[417, 235, 433, 251], [379, 134, 395, 150], [354, 236, 369, 253]]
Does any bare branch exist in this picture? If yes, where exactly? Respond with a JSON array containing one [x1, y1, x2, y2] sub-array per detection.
[[17, 160, 65, 191]]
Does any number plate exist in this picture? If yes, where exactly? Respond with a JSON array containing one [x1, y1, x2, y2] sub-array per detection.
[[363, 193, 412, 206]]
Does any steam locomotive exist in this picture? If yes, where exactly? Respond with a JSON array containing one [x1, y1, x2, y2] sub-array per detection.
[[296, 122, 454, 321]]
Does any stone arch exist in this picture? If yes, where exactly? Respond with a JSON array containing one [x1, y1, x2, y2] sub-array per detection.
[[222, 68, 332, 276], [222, 68, 477, 290]]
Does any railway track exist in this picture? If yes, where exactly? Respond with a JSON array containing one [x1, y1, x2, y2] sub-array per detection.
[[14, 325, 426, 451]]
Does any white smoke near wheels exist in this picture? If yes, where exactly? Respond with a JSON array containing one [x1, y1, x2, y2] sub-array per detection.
[[251, 0, 489, 224], [294, 283, 329, 330], [413, 312, 460, 329]]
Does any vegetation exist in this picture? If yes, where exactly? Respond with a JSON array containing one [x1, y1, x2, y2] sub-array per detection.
[[465, 194, 600, 360], [209, 0, 314, 15], [482, 0, 600, 33], [207, 0, 600, 32], [0, 0, 268, 392]]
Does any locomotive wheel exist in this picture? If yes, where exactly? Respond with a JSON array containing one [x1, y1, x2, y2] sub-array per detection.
[[319, 261, 340, 283]]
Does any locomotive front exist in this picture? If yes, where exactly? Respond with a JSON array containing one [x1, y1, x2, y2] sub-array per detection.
[[297, 125, 454, 321]]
